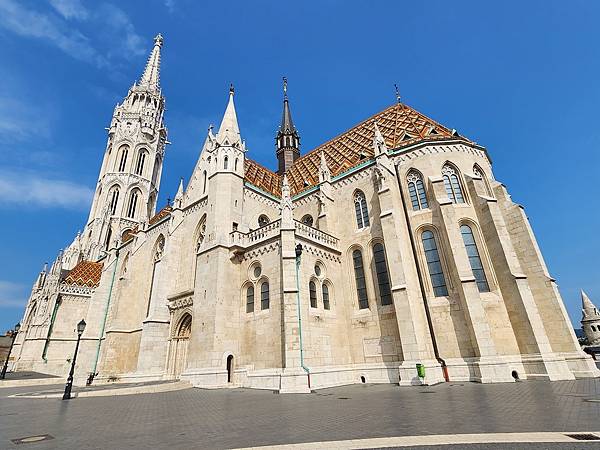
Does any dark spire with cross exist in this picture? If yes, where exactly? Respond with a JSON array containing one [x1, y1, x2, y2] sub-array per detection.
[[276, 77, 300, 174]]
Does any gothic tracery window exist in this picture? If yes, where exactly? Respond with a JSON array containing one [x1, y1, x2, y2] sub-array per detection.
[[473, 164, 493, 197], [258, 215, 269, 228], [118, 146, 129, 172], [154, 235, 165, 262], [127, 190, 140, 218], [354, 190, 370, 229], [135, 150, 147, 176], [352, 249, 369, 309], [421, 230, 448, 297], [301, 215, 314, 227], [373, 243, 392, 305], [109, 188, 120, 215], [442, 164, 465, 204], [460, 224, 490, 292], [407, 171, 428, 211]]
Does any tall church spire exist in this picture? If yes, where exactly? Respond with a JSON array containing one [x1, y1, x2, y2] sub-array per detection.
[[276, 77, 300, 174], [216, 84, 241, 146], [139, 33, 163, 90]]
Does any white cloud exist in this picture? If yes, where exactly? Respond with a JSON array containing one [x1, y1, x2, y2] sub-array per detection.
[[0, 0, 108, 67], [164, 0, 175, 13], [0, 96, 53, 142], [0, 0, 147, 68], [0, 170, 93, 210], [49, 0, 89, 20], [0, 281, 28, 308]]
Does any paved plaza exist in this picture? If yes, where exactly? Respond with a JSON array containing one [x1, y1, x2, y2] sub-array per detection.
[[1, 378, 600, 449]]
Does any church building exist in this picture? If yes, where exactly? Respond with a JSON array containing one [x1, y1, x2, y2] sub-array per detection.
[[12, 35, 599, 392]]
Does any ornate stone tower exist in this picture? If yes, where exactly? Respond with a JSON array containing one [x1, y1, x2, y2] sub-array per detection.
[[84, 34, 168, 260], [276, 78, 300, 174], [581, 290, 600, 345]]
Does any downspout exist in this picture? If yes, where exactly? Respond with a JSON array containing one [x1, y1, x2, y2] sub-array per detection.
[[294, 244, 310, 388], [42, 296, 61, 361], [396, 167, 449, 382], [90, 249, 119, 381]]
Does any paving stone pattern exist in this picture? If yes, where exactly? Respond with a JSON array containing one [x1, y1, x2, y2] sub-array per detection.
[[1, 379, 599, 449]]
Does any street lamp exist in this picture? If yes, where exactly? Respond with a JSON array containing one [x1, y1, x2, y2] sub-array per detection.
[[62, 319, 86, 400], [0, 323, 21, 380]]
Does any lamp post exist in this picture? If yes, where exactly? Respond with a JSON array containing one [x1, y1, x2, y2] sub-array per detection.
[[0, 323, 21, 380], [62, 319, 86, 400]]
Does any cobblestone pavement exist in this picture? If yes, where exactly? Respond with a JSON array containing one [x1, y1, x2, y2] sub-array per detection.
[[0, 379, 599, 449]]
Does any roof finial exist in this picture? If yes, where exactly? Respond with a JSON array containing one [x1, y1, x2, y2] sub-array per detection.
[[229, 83, 235, 95], [394, 83, 401, 104], [283, 76, 288, 100], [139, 34, 163, 90], [154, 33, 164, 47]]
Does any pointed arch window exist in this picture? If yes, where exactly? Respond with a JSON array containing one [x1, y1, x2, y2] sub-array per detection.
[[202, 170, 207, 194], [246, 285, 254, 313], [127, 190, 140, 219], [109, 188, 120, 215], [118, 147, 129, 172], [322, 284, 330, 310], [460, 224, 490, 292], [224, 156, 229, 170], [442, 164, 465, 203], [407, 171, 428, 210], [352, 249, 369, 309], [354, 191, 370, 229], [260, 281, 270, 310], [309, 281, 317, 308], [373, 243, 392, 305], [301, 215, 314, 227], [135, 150, 147, 176], [234, 158, 239, 171], [421, 230, 448, 297], [473, 164, 493, 197]]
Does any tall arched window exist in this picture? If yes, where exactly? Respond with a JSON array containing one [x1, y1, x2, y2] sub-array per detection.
[[246, 285, 254, 313], [147, 235, 165, 317], [151, 157, 161, 186], [407, 171, 428, 211], [373, 243, 392, 305], [118, 146, 129, 172], [260, 281, 270, 310], [202, 170, 207, 194], [234, 158, 239, 171], [224, 156, 229, 170], [322, 284, 330, 310], [104, 227, 112, 251], [352, 249, 369, 309], [460, 224, 490, 292], [354, 191, 370, 229], [127, 190, 139, 218], [135, 150, 147, 176], [421, 230, 448, 297], [442, 164, 465, 203], [309, 281, 317, 308], [109, 188, 119, 215]]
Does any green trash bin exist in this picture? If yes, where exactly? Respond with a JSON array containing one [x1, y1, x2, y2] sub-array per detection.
[[416, 363, 425, 379]]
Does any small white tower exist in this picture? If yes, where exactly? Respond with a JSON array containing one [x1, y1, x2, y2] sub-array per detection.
[[581, 290, 600, 345], [84, 34, 168, 260]]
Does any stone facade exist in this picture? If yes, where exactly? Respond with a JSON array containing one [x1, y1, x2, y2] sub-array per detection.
[[11, 35, 599, 392]]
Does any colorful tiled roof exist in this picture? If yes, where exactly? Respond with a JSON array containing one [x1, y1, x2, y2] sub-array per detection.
[[243, 102, 470, 197], [63, 261, 103, 287], [148, 205, 172, 226]]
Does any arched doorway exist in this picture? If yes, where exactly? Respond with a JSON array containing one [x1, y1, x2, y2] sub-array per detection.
[[227, 355, 234, 383], [168, 313, 192, 379]]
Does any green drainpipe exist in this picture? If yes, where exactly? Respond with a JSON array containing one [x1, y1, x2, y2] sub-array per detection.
[[42, 297, 61, 361], [294, 244, 310, 388], [91, 250, 119, 378]]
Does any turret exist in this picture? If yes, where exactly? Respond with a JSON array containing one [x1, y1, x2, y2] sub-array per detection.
[[581, 290, 600, 345], [83, 34, 168, 260], [276, 77, 300, 174]]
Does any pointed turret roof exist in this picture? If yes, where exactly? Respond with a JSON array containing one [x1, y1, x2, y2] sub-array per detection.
[[582, 290, 597, 313], [216, 85, 241, 146], [279, 82, 297, 135], [139, 34, 163, 91]]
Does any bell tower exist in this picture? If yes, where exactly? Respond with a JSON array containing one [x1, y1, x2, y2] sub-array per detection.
[[84, 34, 168, 260], [276, 77, 300, 174]]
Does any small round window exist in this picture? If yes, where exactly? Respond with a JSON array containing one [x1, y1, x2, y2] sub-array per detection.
[[314, 264, 321, 277], [253, 265, 262, 278]]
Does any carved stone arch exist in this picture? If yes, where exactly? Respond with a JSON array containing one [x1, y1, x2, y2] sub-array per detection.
[[441, 161, 468, 204], [172, 310, 193, 338], [194, 214, 207, 253], [153, 234, 166, 262]]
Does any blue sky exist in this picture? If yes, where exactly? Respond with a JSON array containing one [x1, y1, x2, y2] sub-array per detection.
[[1, 0, 599, 334]]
